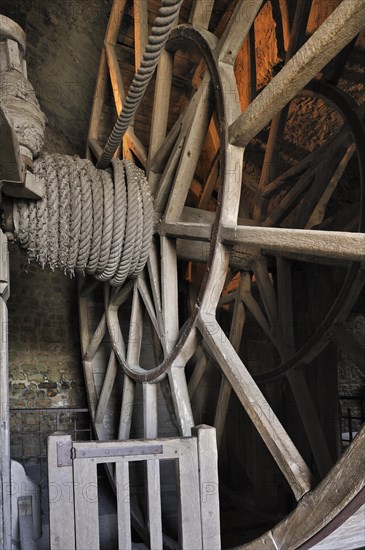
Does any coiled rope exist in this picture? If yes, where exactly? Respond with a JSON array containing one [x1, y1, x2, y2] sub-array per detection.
[[13, 153, 154, 286], [96, 0, 183, 169]]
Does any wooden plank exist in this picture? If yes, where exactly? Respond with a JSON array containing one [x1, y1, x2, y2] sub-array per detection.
[[84, 314, 106, 361], [146, 459, 163, 549], [0, 235, 10, 550], [192, 426, 221, 549], [197, 312, 313, 500], [177, 439, 203, 549], [73, 457, 99, 549], [116, 462, 132, 550], [47, 434, 75, 549], [222, 225, 365, 263], [134, 0, 149, 70], [229, 0, 365, 147]]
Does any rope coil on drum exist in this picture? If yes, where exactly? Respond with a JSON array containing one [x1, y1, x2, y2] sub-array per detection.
[[13, 153, 154, 286]]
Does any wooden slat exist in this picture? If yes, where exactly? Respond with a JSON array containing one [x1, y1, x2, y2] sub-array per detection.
[[146, 459, 163, 549], [229, 0, 365, 147], [168, 365, 195, 436], [116, 462, 132, 550], [47, 434, 76, 550], [198, 312, 313, 500], [177, 439, 203, 548], [222, 225, 365, 263], [192, 426, 220, 549], [74, 458, 99, 548], [143, 382, 158, 438]]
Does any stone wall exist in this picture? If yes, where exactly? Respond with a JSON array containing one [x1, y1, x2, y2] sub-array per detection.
[[8, 245, 85, 410]]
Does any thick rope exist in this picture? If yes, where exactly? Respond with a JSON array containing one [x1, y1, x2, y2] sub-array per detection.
[[13, 154, 154, 285], [96, 0, 183, 169]]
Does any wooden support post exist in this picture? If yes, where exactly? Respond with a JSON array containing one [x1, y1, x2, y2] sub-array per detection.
[[47, 434, 76, 550], [0, 232, 10, 550]]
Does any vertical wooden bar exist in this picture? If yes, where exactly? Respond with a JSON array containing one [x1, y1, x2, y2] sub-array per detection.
[[73, 458, 99, 549], [116, 462, 132, 550], [47, 434, 75, 549], [0, 231, 10, 549], [192, 426, 221, 549], [146, 459, 163, 549], [177, 439, 202, 549]]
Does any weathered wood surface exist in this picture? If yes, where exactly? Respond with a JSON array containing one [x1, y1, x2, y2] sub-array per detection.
[[197, 312, 313, 501], [47, 434, 76, 550], [239, 425, 365, 550], [229, 0, 365, 146], [48, 429, 220, 549], [0, 233, 10, 550], [222, 226, 365, 263]]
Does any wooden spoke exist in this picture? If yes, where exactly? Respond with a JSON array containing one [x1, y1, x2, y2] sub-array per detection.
[[222, 225, 365, 264], [307, 143, 356, 229], [198, 312, 313, 500], [147, 50, 173, 174], [214, 273, 246, 447], [276, 257, 334, 477], [229, 0, 365, 147], [160, 236, 179, 355], [95, 351, 118, 425], [216, 0, 264, 65], [253, 0, 312, 219], [189, 0, 214, 29], [134, 0, 148, 70], [136, 275, 160, 339], [165, 73, 213, 222]]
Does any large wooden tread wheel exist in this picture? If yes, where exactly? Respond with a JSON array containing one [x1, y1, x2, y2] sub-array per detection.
[[81, 1, 365, 547]]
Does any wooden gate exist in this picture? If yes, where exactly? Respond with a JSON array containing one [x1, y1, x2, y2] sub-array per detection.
[[47, 426, 220, 549]]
